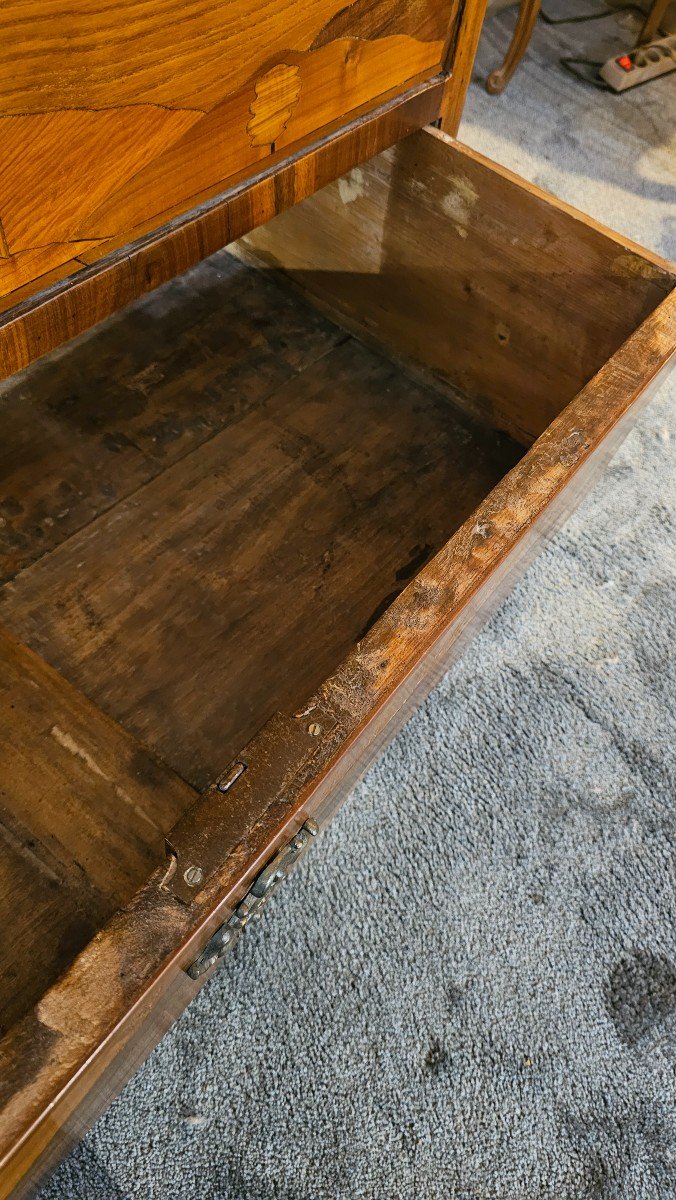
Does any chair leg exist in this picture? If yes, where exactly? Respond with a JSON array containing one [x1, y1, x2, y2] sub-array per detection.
[[636, 0, 670, 45], [486, 0, 543, 94]]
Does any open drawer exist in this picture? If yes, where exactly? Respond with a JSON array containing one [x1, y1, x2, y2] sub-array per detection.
[[0, 128, 674, 1198]]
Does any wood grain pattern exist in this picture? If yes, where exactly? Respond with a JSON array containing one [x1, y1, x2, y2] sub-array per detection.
[[0, 77, 445, 379], [240, 128, 676, 444], [440, 0, 489, 133], [0, 244, 99, 297], [0, 0, 447, 112], [0, 253, 341, 580], [1, 126, 672, 1199], [0, 107, 200, 252], [0, 626, 197, 1038], [0, 0, 457, 311], [0, 288, 521, 789], [1, 281, 672, 1200], [247, 65, 303, 148]]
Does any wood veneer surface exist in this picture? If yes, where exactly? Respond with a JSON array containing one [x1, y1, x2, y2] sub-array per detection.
[[0, 0, 459, 311]]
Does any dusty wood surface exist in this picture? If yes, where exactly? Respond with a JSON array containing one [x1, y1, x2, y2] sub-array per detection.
[[0, 626, 197, 1039], [0, 77, 445, 380], [1, 285, 672, 1200], [0, 255, 521, 790], [0, 0, 464, 316], [240, 128, 675, 444]]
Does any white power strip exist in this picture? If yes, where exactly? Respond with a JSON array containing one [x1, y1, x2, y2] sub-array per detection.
[[599, 33, 676, 91]]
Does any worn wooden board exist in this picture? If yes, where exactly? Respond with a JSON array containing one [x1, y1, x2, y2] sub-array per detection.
[[0, 627, 197, 1037], [0, 294, 522, 789], [0, 252, 341, 580], [239, 128, 676, 444], [0, 830, 100, 1044], [0, 0, 459, 310]]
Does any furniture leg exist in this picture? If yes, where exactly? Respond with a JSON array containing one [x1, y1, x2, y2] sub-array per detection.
[[486, 0, 542, 94], [637, 0, 670, 44]]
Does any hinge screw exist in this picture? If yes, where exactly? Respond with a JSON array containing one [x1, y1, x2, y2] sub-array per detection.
[[184, 865, 204, 888], [307, 722, 322, 737]]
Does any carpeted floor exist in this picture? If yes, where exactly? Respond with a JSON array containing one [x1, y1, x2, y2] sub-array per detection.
[[40, 7, 676, 1199]]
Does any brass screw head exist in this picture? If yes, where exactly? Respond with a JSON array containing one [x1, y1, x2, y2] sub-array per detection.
[[307, 722, 322, 737]]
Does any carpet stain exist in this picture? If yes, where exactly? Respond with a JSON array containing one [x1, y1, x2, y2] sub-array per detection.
[[423, 1037, 446, 1073], [606, 949, 676, 1045]]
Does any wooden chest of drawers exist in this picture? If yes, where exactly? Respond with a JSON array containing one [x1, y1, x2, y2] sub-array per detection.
[[0, 4, 674, 1196]]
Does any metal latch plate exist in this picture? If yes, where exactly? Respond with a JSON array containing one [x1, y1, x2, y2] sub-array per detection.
[[187, 819, 319, 979], [164, 707, 335, 904]]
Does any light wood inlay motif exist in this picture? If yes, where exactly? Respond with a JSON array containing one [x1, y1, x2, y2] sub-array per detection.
[[247, 65, 302, 149], [0, 0, 457, 311]]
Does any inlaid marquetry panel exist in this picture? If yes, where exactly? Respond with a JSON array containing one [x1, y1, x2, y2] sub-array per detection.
[[0, 0, 457, 310]]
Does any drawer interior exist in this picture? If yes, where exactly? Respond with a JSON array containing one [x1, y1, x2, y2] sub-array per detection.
[[0, 249, 523, 1034], [0, 130, 673, 1044]]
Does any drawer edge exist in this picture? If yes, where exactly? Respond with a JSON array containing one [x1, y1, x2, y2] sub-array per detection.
[[0, 76, 445, 383]]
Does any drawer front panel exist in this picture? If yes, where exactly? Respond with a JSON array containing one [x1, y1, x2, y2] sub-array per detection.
[[0, 0, 455, 308]]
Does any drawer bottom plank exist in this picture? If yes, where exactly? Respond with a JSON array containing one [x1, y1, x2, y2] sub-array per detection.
[[0, 270, 522, 790]]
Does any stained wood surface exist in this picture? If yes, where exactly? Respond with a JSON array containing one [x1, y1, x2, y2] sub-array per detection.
[[240, 128, 676, 444], [0, 253, 341, 581], [0, 0, 458, 314], [0, 253, 522, 789], [0, 77, 445, 380], [0, 627, 197, 1038], [1, 286, 673, 1200], [0, 830, 93, 1040]]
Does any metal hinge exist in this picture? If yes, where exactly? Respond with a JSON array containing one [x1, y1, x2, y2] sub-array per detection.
[[186, 818, 319, 980], [163, 706, 336, 904]]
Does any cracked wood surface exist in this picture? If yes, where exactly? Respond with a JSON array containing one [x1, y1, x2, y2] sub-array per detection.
[[0, 0, 459, 314], [0, 251, 522, 791], [0, 626, 197, 1040]]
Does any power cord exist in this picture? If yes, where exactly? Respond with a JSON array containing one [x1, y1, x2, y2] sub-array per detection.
[[541, 2, 644, 23], [540, 3, 646, 90], [558, 56, 613, 86]]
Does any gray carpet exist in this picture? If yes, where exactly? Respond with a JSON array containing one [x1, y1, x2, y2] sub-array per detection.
[[40, 7, 676, 1199]]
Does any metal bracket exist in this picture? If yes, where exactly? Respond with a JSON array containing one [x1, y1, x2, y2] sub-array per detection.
[[186, 819, 319, 979], [163, 706, 335, 904]]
